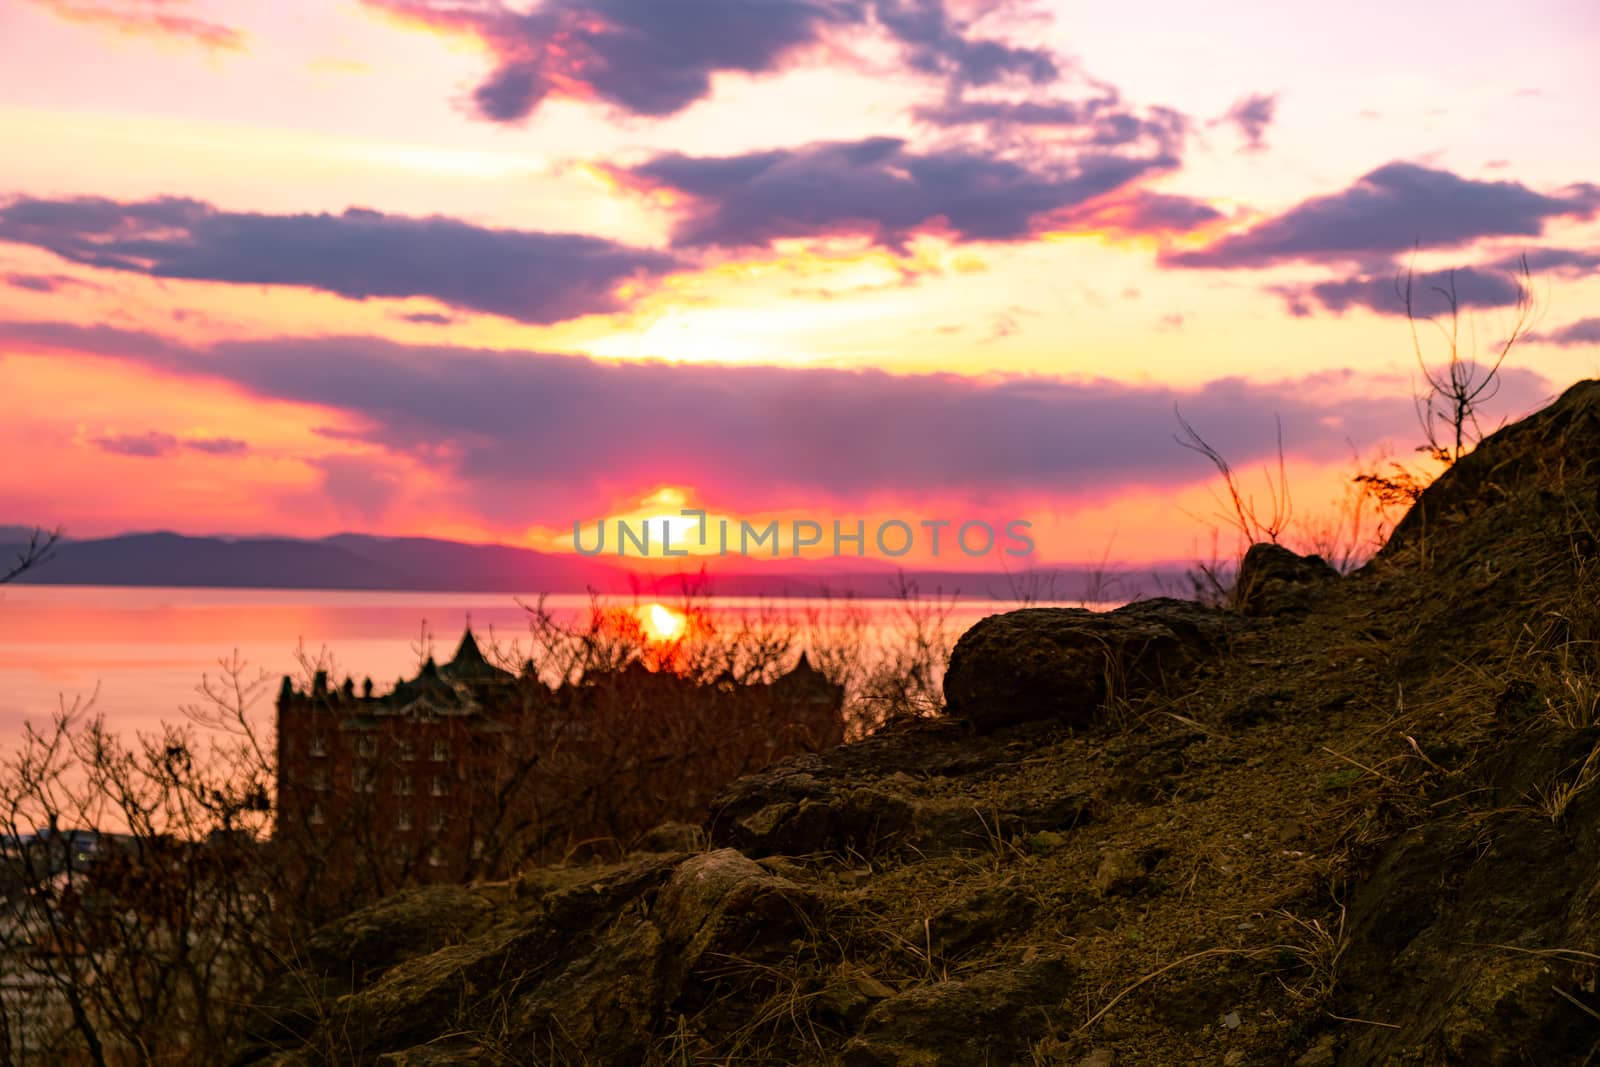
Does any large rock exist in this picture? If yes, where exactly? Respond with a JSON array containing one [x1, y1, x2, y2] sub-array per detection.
[[653, 848, 824, 981], [1234, 542, 1338, 616], [234, 884, 504, 1061], [943, 598, 1240, 731], [838, 957, 1074, 1065]]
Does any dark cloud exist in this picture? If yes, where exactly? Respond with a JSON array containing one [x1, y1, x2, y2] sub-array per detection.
[[4, 320, 1554, 522], [367, 0, 1057, 123], [612, 136, 1201, 250], [1283, 265, 1528, 318], [1217, 93, 1276, 152], [0, 195, 679, 324], [2, 271, 99, 294], [1494, 246, 1600, 278], [870, 0, 1057, 88], [1166, 163, 1600, 269], [1530, 317, 1600, 347], [28, 0, 244, 52], [913, 91, 1191, 161], [89, 429, 250, 458], [92, 431, 179, 458], [394, 311, 456, 325], [913, 96, 1101, 127], [186, 437, 249, 455]]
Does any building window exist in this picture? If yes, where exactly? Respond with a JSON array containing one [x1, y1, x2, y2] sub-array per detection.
[[312, 769, 330, 793], [309, 803, 325, 825], [430, 810, 447, 832], [431, 739, 449, 762], [309, 736, 327, 757], [353, 767, 375, 793], [431, 775, 449, 797], [398, 739, 415, 762], [394, 775, 413, 796], [357, 735, 377, 758], [427, 846, 444, 868], [471, 837, 485, 860], [397, 811, 413, 831]]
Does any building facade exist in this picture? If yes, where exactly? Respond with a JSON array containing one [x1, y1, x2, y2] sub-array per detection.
[[274, 629, 843, 906]]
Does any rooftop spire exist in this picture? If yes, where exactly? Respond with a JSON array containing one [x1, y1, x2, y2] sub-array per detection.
[[451, 626, 487, 666]]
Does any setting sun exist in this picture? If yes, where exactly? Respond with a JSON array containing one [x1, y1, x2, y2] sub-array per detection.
[[641, 603, 686, 642]]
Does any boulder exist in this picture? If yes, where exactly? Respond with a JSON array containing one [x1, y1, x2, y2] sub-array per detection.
[[838, 957, 1073, 1065], [943, 598, 1239, 731], [512, 918, 667, 1062], [653, 848, 824, 982], [1234, 542, 1338, 616], [234, 885, 503, 1062]]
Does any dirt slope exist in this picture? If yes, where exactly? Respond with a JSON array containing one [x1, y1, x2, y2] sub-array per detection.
[[238, 379, 1600, 1066]]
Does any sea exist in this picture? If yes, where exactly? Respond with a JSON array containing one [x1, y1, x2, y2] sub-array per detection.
[[0, 585, 1080, 744]]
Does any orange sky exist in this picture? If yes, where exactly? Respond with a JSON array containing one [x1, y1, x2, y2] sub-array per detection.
[[1, 0, 1597, 567]]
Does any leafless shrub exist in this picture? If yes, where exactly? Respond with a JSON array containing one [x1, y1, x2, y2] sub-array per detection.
[[1175, 410, 1293, 547], [1400, 253, 1537, 466]]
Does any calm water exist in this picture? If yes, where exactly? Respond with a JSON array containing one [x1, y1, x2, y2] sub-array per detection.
[[0, 586, 1044, 743]]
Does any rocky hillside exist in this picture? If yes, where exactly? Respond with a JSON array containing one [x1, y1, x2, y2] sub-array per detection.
[[238, 380, 1600, 1066]]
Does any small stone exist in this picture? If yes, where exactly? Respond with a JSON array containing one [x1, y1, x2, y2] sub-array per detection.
[[855, 974, 896, 999], [1223, 1011, 1241, 1029], [1094, 848, 1142, 896], [1077, 1050, 1115, 1067]]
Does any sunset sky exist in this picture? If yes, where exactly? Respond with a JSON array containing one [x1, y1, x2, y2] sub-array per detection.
[[1, 0, 1597, 566]]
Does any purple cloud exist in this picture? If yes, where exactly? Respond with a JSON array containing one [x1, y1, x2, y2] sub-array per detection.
[[1283, 265, 1528, 318], [368, 0, 1056, 123], [185, 437, 250, 456], [0, 195, 679, 324], [1494, 246, 1600, 278], [613, 136, 1205, 250], [7, 319, 1555, 522], [394, 311, 456, 325], [870, 0, 1057, 88], [914, 96, 1102, 128], [3, 271, 99, 294], [92, 431, 180, 458], [914, 91, 1191, 161], [1530, 317, 1600, 347], [89, 430, 251, 458], [1166, 163, 1600, 269], [1217, 93, 1276, 152]]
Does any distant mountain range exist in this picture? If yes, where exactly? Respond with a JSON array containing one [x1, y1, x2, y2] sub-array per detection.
[[0, 529, 1176, 600]]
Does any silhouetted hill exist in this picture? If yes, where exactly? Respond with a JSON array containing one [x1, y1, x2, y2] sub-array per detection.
[[2, 532, 414, 590], [1, 529, 1178, 598]]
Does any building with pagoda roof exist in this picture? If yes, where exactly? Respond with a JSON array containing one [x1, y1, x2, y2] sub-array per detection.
[[274, 626, 844, 903]]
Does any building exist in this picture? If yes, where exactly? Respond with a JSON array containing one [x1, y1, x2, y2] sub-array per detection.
[[274, 628, 843, 905]]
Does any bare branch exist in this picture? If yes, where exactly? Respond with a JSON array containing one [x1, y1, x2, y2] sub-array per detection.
[[2, 527, 62, 584]]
